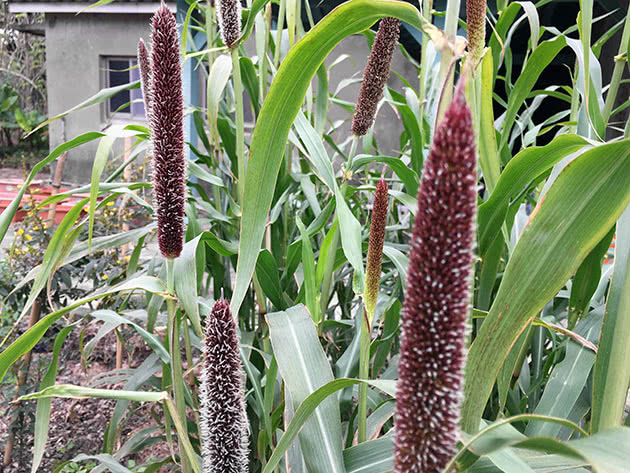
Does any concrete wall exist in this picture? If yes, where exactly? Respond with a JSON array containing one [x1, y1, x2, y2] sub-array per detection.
[[45, 12, 153, 183], [46, 12, 418, 183]]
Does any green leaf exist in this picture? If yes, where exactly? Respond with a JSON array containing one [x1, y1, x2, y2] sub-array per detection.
[[477, 49, 501, 193], [90, 310, 170, 363], [207, 54, 232, 145], [31, 325, 73, 473], [18, 385, 168, 402], [174, 235, 204, 336], [0, 277, 168, 383], [478, 134, 589, 255], [262, 375, 395, 473], [12, 198, 88, 332], [592, 206, 630, 432], [498, 35, 567, 154], [296, 217, 319, 323], [266, 305, 347, 473], [526, 311, 602, 438], [28, 81, 140, 136], [89, 133, 117, 248], [568, 228, 614, 328], [344, 436, 393, 473], [351, 155, 419, 196], [462, 139, 630, 433], [256, 249, 287, 310], [231, 0, 425, 315]]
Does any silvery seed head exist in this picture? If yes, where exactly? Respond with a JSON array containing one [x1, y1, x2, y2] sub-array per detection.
[[364, 178, 389, 317], [149, 3, 186, 259], [200, 300, 249, 473], [351, 17, 400, 136], [393, 88, 476, 473], [137, 38, 153, 116], [217, 0, 242, 48], [467, 0, 487, 63]]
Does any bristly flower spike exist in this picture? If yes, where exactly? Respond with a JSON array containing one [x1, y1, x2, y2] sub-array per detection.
[[467, 0, 487, 63], [364, 178, 389, 317], [393, 81, 477, 473], [149, 3, 186, 259], [217, 0, 242, 48], [351, 17, 400, 136], [137, 38, 153, 116], [200, 299, 249, 473]]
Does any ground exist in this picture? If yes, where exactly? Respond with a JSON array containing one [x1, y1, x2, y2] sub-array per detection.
[[0, 323, 175, 473]]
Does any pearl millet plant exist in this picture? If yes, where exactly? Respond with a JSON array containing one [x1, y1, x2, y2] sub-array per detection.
[[394, 85, 476, 473], [200, 300, 249, 473]]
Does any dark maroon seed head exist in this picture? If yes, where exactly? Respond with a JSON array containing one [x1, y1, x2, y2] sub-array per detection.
[[467, 0, 487, 62], [393, 90, 476, 473], [137, 38, 153, 116], [364, 178, 389, 316], [199, 300, 249, 473], [149, 4, 186, 259], [217, 0, 242, 48], [351, 17, 400, 136]]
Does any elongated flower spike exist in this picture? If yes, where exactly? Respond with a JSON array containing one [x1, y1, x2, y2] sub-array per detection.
[[137, 38, 153, 116], [351, 17, 400, 136], [393, 81, 476, 473], [364, 178, 389, 318], [467, 0, 487, 63], [217, 0, 242, 48], [200, 299, 249, 473], [150, 3, 186, 259]]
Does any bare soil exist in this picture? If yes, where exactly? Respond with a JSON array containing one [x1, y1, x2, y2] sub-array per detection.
[[0, 323, 175, 473]]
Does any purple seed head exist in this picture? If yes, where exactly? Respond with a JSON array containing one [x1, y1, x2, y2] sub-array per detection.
[[217, 0, 242, 48], [351, 17, 400, 136], [364, 178, 389, 316], [149, 4, 186, 259], [393, 89, 476, 473], [200, 299, 249, 473], [137, 38, 153, 116], [467, 0, 487, 62]]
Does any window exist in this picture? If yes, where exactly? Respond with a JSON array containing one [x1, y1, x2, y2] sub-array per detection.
[[104, 57, 146, 120]]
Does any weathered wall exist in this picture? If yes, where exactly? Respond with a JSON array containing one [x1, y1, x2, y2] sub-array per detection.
[[46, 12, 418, 183], [45, 12, 153, 183]]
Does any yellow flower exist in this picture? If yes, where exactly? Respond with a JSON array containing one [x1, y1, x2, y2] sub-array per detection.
[[17, 228, 24, 235], [14, 248, 21, 255], [102, 274, 109, 280], [24, 234, 32, 241], [106, 201, 115, 207]]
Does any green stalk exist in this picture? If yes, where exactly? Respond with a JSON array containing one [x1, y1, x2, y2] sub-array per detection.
[[602, 4, 630, 125], [166, 258, 191, 473], [357, 306, 371, 443], [435, 0, 460, 124], [418, 0, 433, 148], [274, 0, 286, 69], [591, 123, 630, 432], [232, 47, 246, 203], [320, 137, 358, 316]]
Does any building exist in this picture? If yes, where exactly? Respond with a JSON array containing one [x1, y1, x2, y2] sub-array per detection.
[[7, 0, 202, 183]]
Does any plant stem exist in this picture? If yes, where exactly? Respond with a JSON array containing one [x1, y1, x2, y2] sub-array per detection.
[[436, 0, 460, 124], [274, 0, 286, 69], [320, 136, 358, 316], [232, 47, 246, 203], [166, 257, 191, 473], [357, 306, 371, 443], [602, 4, 630, 126]]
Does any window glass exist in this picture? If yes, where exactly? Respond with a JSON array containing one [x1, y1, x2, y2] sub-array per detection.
[[105, 58, 145, 119], [108, 59, 131, 114]]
